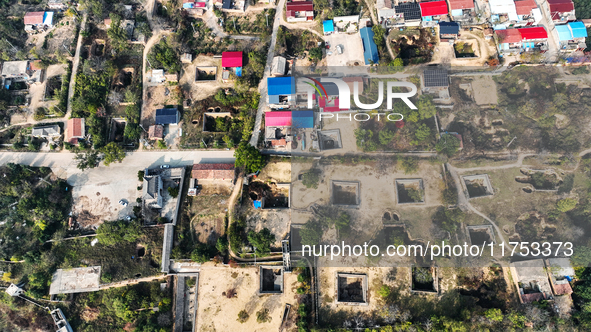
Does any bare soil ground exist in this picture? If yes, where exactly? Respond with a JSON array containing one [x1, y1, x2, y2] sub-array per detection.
[[471, 76, 498, 105], [196, 265, 300, 332], [179, 55, 233, 104], [257, 160, 291, 183], [142, 84, 182, 128], [291, 159, 445, 244], [189, 184, 232, 245]]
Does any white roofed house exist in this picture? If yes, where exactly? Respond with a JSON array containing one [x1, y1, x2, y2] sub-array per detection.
[[1, 60, 43, 85], [489, 0, 519, 29], [31, 124, 61, 138]]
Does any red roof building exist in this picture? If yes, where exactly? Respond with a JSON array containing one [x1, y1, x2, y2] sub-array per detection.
[[265, 111, 292, 127], [419, 1, 449, 17], [286, 1, 314, 21], [553, 283, 573, 296], [517, 26, 548, 40], [514, 0, 537, 15], [221, 51, 243, 67], [448, 0, 474, 10], [496, 29, 522, 44], [148, 124, 164, 140], [548, 0, 574, 20], [24, 12, 45, 25], [66, 118, 85, 144], [191, 163, 235, 180]]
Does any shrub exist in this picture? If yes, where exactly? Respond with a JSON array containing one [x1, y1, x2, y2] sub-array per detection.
[[256, 308, 271, 323], [557, 198, 577, 212], [237, 310, 249, 323]]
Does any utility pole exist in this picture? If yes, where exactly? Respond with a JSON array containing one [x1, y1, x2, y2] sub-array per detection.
[[62, 43, 73, 57], [253, 246, 257, 266], [233, 17, 236, 31], [265, 13, 269, 28]]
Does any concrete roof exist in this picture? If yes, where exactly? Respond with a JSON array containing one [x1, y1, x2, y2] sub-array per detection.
[[1, 61, 28, 77], [49, 266, 101, 295]]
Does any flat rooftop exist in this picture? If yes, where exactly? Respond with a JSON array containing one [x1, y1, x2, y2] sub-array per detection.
[[49, 266, 101, 295]]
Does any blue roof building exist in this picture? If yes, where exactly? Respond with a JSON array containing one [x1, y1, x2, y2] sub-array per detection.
[[439, 22, 460, 37], [155, 108, 180, 125], [556, 24, 573, 41], [267, 77, 295, 96], [568, 21, 587, 39], [291, 111, 314, 129], [360, 27, 379, 65], [323, 20, 334, 35]]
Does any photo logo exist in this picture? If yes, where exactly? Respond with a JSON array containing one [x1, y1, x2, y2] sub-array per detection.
[[299, 77, 418, 110]]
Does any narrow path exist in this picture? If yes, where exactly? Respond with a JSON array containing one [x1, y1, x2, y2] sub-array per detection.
[[446, 163, 511, 251], [202, 11, 260, 40], [225, 176, 283, 262], [99, 274, 166, 290], [249, 0, 287, 146], [451, 153, 535, 173]]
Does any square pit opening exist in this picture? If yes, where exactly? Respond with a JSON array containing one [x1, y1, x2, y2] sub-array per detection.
[[395, 179, 425, 204], [331, 181, 360, 206], [260, 266, 283, 294], [467, 225, 495, 245], [335, 273, 368, 305], [318, 129, 343, 150], [411, 266, 438, 293], [462, 174, 494, 198]]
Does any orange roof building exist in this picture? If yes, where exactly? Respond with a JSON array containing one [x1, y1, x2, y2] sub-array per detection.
[[66, 118, 85, 144], [191, 163, 235, 181]]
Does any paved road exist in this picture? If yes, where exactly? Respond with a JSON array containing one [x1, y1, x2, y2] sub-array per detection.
[[0, 150, 235, 171], [249, 0, 287, 146], [534, 0, 559, 62]]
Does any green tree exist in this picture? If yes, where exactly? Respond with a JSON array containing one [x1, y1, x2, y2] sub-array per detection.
[[300, 218, 323, 246], [107, 14, 128, 52], [167, 186, 179, 198], [137, 170, 145, 181], [102, 142, 126, 165], [157, 140, 167, 149], [414, 123, 431, 143], [302, 170, 320, 189], [391, 57, 404, 67], [557, 198, 577, 212], [74, 150, 100, 170], [234, 142, 264, 173], [216, 236, 228, 254], [401, 157, 419, 174], [237, 310, 249, 323], [309, 47, 323, 62], [97, 220, 142, 246], [191, 243, 211, 263], [378, 285, 391, 299], [247, 228, 275, 256], [379, 128, 395, 146], [436, 134, 461, 157], [416, 95, 437, 120], [484, 308, 504, 323]]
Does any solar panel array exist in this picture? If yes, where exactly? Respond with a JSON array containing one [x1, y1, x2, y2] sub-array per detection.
[[395, 3, 421, 21], [424, 69, 449, 87]]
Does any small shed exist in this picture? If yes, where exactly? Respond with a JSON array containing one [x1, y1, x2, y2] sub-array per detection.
[[323, 20, 335, 35]]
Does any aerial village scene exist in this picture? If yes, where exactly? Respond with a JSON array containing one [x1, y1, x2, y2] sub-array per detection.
[[1, 0, 591, 331]]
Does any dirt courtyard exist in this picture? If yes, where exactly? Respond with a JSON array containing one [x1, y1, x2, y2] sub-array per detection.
[[196, 265, 300, 332], [290, 159, 445, 242], [471, 76, 498, 105], [179, 55, 233, 103]]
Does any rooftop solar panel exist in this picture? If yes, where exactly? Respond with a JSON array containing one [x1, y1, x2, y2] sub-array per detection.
[[395, 3, 422, 21], [424, 69, 449, 87]]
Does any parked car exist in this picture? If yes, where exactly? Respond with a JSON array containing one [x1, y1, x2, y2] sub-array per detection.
[[126, 216, 132, 221], [336, 45, 343, 54], [160, 164, 170, 169], [119, 200, 128, 207]]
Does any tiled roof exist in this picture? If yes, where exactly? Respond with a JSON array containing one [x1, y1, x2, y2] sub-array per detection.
[[148, 124, 164, 139], [286, 1, 313, 12], [191, 163, 235, 180], [66, 118, 85, 144], [521, 292, 546, 303], [514, 0, 537, 15], [553, 283, 573, 296], [448, 0, 474, 10], [496, 28, 522, 43], [24, 12, 44, 25]]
